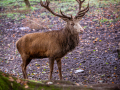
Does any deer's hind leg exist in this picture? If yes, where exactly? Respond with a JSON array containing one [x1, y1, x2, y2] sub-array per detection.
[[21, 54, 31, 79]]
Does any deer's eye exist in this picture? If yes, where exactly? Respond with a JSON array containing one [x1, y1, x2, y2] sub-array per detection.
[[71, 23, 74, 26]]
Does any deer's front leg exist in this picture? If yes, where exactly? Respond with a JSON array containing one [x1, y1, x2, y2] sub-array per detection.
[[49, 58, 54, 80], [56, 59, 62, 80]]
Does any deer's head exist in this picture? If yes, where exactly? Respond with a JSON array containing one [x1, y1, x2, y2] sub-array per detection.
[[40, 0, 89, 33]]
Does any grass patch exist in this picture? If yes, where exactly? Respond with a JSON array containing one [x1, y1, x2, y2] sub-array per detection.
[[100, 18, 113, 24], [3, 12, 26, 20], [7, 13, 14, 18], [30, 6, 39, 11], [0, 0, 23, 7], [83, 26, 87, 29]]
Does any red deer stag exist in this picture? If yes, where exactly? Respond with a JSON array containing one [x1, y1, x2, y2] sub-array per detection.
[[16, 0, 89, 80]]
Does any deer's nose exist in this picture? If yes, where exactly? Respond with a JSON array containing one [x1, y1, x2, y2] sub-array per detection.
[[80, 27, 84, 33], [80, 30, 83, 33]]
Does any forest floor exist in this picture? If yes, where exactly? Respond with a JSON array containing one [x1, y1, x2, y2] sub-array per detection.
[[0, 0, 120, 85]]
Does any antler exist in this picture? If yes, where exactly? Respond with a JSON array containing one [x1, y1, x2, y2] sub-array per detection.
[[74, 0, 89, 19], [40, 0, 72, 21]]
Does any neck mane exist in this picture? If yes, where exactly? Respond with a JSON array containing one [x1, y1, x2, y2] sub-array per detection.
[[59, 26, 79, 53]]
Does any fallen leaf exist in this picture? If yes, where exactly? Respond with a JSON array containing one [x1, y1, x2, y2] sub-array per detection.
[[94, 38, 98, 42], [9, 76, 14, 81], [70, 71, 72, 74], [75, 69, 84, 73], [76, 83, 79, 86], [2, 73, 6, 77], [12, 34, 16, 38], [37, 66, 40, 69], [16, 78, 21, 83], [74, 58, 77, 60], [106, 62, 109, 64], [42, 71, 46, 74], [47, 82, 53, 85], [93, 50, 96, 52], [105, 50, 107, 52], [112, 82, 114, 84], [25, 85, 29, 88], [84, 85, 88, 87]]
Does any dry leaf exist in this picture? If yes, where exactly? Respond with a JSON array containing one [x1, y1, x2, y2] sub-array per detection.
[[16, 78, 21, 83], [9, 76, 14, 81], [37, 67, 40, 69], [25, 85, 29, 88], [75, 83, 79, 86], [94, 38, 98, 42], [2, 73, 6, 77], [105, 50, 107, 52], [47, 82, 53, 85], [84, 85, 88, 87], [24, 81, 28, 85]]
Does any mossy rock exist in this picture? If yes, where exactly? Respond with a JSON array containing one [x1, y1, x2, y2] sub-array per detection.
[[0, 71, 120, 90]]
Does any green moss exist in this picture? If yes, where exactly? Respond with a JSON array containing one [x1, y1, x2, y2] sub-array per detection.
[[0, 71, 24, 90], [28, 80, 43, 84]]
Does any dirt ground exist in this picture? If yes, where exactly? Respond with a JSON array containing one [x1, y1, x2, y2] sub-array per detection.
[[0, 1, 120, 85]]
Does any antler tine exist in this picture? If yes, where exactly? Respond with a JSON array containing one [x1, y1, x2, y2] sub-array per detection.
[[40, 0, 72, 20], [40, 0, 50, 8], [75, 0, 89, 19], [60, 9, 72, 19], [76, 0, 85, 10], [77, 3, 89, 17]]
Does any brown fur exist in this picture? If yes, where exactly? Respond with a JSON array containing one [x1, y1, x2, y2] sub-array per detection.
[[16, 24, 79, 80]]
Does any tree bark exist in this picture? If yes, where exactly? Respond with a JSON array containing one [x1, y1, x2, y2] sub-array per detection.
[[24, 0, 31, 8]]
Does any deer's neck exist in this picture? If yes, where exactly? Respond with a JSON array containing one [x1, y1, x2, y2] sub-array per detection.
[[60, 26, 79, 52]]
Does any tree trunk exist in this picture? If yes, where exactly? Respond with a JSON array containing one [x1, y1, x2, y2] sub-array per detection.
[[24, 0, 31, 8]]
